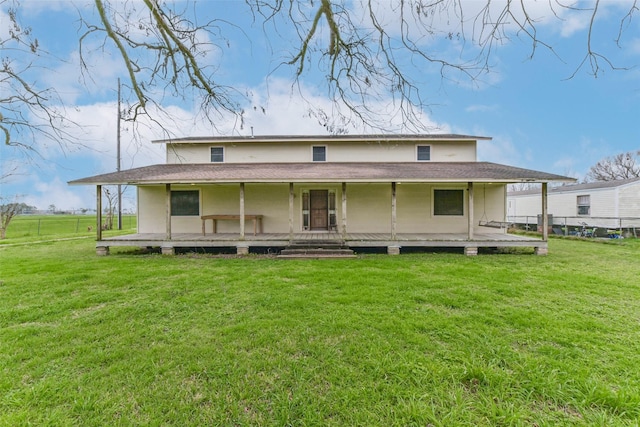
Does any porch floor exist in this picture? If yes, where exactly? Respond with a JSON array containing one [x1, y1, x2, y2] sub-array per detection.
[[98, 232, 547, 254]]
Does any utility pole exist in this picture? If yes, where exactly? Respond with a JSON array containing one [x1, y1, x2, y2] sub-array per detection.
[[117, 78, 123, 230]]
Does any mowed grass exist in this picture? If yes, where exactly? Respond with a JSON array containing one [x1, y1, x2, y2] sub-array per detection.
[[1, 239, 639, 426], [1, 215, 137, 244]]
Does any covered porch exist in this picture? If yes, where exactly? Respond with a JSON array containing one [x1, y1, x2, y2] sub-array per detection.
[[67, 161, 571, 256]]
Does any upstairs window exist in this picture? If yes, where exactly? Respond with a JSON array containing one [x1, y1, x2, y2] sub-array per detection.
[[417, 145, 431, 161], [434, 189, 464, 216], [577, 195, 591, 216], [211, 146, 224, 162], [312, 146, 326, 162]]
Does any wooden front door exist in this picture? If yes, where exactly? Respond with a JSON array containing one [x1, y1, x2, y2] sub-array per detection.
[[310, 190, 328, 230]]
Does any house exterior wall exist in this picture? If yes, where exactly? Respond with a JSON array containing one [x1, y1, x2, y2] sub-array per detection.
[[508, 181, 640, 228], [346, 184, 393, 232], [166, 140, 477, 164], [138, 185, 167, 233], [619, 184, 640, 218], [508, 190, 588, 222], [138, 182, 506, 235], [202, 184, 291, 233], [474, 184, 507, 234], [507, 193, 540, 219]]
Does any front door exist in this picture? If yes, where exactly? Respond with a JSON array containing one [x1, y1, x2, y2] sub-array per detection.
[[310, 190, 328, 230]]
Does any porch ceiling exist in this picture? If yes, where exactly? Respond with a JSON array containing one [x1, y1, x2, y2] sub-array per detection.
[[68, 162, 575, 186]]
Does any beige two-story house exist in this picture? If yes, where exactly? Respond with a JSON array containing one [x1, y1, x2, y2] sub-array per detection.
[[70, 134, 573, 255]]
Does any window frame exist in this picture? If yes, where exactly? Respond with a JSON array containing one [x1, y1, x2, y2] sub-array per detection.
[[170, 190, 200, 216], [416, 145, 431, 161], [210, 146, 224, 163], [312, 145, 327, 162], [576, 194, 591, 216], [433, 188, 464, 216]]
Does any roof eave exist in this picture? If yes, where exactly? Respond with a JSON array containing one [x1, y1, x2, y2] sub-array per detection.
[[153, 134, 493, 144], [70, 177, 576, 186]]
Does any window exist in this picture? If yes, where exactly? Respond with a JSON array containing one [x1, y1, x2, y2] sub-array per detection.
[[312, 146, 326, 162], [434, 189, 464, 216], [577, 195, 590, 216], [417, 145, 431, 161], [210, 147, 224, 162], [171, 190, 199, 216], [302, 191, 310, 230], [328, 190, 337, 230]]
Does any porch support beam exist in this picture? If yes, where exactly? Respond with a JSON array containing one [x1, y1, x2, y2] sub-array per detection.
[[467, 182, 474, 240], [289, 183, 294, 240], [96, 185, 102, 241], [391, 182, 397, 240], [165, 184, 172, 240], [541, 182, 548, 241], [341, 182, 347, 239], [239, 182, 245, 239]]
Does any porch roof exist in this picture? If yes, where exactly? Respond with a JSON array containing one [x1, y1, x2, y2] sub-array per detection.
[[69, 162, 575, 186]]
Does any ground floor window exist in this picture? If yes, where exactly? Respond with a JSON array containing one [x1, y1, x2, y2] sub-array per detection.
[[434, 189, 464, 216], [171, 190, 199, 216], [577, 195, 590, 216]]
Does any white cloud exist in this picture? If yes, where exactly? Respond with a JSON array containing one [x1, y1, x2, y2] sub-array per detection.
[[187, 78, 448, 136], [629, 38, 640, 55], [4, 76, 450, 210], [558, 14, 590, 38], [24, 177, 89, 212], [552, 156, 582, 181], [465, 104, 499, 113], [476, 134, 522, 167]]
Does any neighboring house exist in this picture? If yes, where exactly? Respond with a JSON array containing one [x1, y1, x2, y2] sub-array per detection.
[[69, 134, 573, 255], [507, 178, 640, 233]]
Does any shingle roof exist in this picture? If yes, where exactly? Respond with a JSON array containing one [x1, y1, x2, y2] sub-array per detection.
[[69, 162, 574, 185]]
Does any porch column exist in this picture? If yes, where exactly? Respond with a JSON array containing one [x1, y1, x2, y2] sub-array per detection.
[[391, 182, 397, 240], [541, 182, 548, 241], [96, 185, 102, 241], [239, 182, 245, 239], [467, 182, 474, 240], [289, 183, 294, 240], [341, 182, 347, 238], [165, 183, 172, 240]]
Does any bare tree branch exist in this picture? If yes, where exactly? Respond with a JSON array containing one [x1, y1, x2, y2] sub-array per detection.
[[2, 0, 638, 155], [586, 151, 640, 182], [1, 1, 82, 153]]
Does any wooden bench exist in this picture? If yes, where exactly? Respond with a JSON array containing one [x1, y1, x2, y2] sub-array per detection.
[[201, 214, 263, 236]]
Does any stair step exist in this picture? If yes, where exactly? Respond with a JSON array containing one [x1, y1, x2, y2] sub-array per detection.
[[287, 240, 347, 250]]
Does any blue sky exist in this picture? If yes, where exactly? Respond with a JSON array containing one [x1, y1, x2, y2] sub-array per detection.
[[1, 0, 639, 211]]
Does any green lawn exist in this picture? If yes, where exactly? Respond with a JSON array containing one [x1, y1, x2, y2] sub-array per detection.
[[1, 238, 639, 426], [1, 215, 137, 244]]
